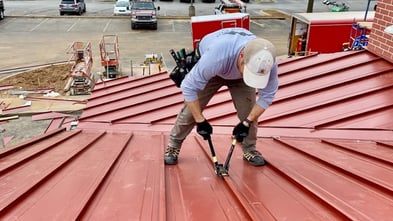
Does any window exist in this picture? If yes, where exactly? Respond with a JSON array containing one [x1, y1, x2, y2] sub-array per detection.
[[133, 2, 154, 10]]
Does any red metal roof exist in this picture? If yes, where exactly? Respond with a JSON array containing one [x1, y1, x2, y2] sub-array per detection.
[[0, 50, 392, 220]]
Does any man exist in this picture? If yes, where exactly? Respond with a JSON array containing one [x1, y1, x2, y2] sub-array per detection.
[[165, 27, 278, 166]]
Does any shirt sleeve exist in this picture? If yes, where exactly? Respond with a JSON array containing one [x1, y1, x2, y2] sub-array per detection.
[[180, 51, 226, 102], [256, 62, 279, 109]]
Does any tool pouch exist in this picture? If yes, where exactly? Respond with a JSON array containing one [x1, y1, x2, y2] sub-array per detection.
[[169, 66, 188, 88], [169, 48, 200, 88]]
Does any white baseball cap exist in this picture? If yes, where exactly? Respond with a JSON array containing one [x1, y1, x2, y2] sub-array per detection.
[[243, 38, 276, 89]]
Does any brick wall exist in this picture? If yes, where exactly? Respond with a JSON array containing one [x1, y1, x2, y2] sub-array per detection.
[[367, 0, 393, 63]]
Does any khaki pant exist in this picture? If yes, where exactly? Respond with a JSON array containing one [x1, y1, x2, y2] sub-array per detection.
[[168, 76, 257, 153]]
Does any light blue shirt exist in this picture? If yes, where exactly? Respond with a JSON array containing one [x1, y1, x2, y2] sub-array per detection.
[[180, 28, 278, 109]]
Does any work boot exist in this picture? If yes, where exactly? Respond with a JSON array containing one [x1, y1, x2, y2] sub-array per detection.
[[243, 150, 266, 166], [164, 146, 180, 165]]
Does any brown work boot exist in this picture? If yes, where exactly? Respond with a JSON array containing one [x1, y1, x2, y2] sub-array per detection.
[[243, 150, 266, 166], [164, 146, 180, 165]]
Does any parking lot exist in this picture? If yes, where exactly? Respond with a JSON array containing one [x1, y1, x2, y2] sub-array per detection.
[[0, 16, 291, 75], [1, 0, 376, 75]]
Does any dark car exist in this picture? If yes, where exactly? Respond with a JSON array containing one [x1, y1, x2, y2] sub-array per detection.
[[130, 0, 160, 30], [59, 0, 86, 16], [0, 0, 4, 20]]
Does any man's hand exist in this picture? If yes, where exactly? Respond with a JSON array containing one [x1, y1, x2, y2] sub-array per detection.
[[197, 120, 212, 140], [232, 121, 250, 142]]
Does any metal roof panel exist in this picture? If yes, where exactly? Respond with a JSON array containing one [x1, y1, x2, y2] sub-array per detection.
[[0, 50, 392, 219]]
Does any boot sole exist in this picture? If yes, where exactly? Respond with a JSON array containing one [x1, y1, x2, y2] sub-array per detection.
[[243, 157, 266, 166], [164, 157, 178, 165]]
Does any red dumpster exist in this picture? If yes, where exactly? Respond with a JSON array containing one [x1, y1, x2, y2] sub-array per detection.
[[191, 13, 250, 49], [288, 11, 374, 55]]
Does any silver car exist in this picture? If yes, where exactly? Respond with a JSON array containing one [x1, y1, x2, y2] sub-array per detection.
[[59, 0, 86, 16], [114, 0, 131, 16]]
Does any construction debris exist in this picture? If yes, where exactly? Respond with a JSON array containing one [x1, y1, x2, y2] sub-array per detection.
[[131, 53, 165, 76], [2, 135, 14, 146], [1, 101, 31, 115], [0, 115, 19, 121], [9, 89, 53, 95], [0, 85, 14, 91]]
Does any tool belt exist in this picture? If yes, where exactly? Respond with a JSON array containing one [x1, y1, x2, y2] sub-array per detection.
[[169, 48, 200, 88]]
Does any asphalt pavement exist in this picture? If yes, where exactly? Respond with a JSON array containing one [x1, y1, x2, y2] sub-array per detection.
[[0, 0, 296, 75], [0, 0, 376, 74], [3, 0, 376, 17]]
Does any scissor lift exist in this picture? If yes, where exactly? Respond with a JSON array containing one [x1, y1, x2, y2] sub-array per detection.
[[64, 41, 95, 95], [99, 35, 120, 79]]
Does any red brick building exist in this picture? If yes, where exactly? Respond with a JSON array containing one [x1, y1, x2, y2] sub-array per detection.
[[368, 0, 393, 62]]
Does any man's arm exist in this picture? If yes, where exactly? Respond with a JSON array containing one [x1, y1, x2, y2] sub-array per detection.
[[244, 62, 279, 125], [187, 99, 213, 140], [186, 99, 205, 123], [244, 104, 265, 126]]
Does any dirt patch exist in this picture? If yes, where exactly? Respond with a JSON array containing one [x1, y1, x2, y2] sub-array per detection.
[[0, 64, 73, 96], [0, 64, 86, 148]]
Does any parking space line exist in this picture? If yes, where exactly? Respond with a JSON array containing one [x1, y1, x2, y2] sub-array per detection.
[[251, 20, 265, 28], [0, 17, 15, 29], [29, 18, 48, 32], [103, 19, 112, 33], [171, 21, 176, 32], [67, 18, 80, 32]]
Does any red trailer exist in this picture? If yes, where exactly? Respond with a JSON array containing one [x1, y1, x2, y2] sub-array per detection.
[[288, 11, 374, 55], [191, 13, 250, 49]]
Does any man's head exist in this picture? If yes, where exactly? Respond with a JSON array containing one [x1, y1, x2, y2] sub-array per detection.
[[241, 38, 276, 89]]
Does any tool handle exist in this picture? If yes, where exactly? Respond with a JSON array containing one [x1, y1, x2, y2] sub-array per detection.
[[207, 136, 230, 177], [180, 48, 187, 60], [207, 136, 218, 164], [169, 49, 182, 67], [224, 138, 237, 171]]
